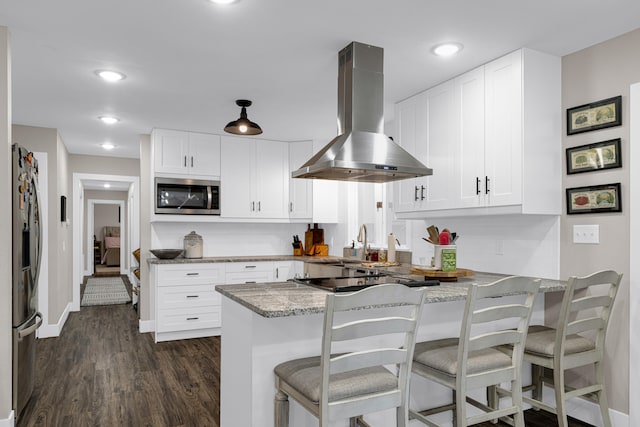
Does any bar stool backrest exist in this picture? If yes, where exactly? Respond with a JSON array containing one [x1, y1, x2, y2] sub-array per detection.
[[319, 283, 427, 423]]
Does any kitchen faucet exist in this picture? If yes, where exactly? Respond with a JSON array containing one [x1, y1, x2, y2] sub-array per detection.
[[357, 224, 367, 260]]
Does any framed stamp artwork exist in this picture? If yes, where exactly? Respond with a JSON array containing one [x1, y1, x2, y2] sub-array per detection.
[[567, 96, 622, 135], [566, 183, 621, 214], [566, 138, 622, 174]]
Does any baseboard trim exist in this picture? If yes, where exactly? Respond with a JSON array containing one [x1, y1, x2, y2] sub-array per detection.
[[541, 384, 629, 426], [0, 409, 15, 427], [36, 302, 72, 339], [139, 319, 154, 334]]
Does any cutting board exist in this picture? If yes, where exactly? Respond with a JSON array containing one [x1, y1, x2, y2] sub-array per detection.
[[409, 267, 474, 282], [305, 224, 325, 255]]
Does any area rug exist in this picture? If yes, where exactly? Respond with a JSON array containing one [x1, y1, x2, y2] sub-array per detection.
[[81, 276, 131, 306]]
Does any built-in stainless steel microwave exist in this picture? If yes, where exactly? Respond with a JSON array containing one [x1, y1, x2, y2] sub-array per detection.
[[155, 177, 220, 215]]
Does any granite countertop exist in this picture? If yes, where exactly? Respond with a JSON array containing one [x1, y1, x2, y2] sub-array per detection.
[[215, 272, 566, 318], [147, 254, 346, 265]]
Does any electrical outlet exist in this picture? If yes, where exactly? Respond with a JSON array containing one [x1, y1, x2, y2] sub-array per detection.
[[573, 224, 600, 244]]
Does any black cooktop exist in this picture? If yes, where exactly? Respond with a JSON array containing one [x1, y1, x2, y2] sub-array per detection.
[[295, 275, 439, 293]]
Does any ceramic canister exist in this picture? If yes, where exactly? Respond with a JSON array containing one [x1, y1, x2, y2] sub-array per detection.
[[183, 231, 203, 258]]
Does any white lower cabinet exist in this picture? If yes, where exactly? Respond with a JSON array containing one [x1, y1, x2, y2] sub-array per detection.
[[153, 260, 305, 342], [224, 261, 275, 284], [153, 263, 225, 342]]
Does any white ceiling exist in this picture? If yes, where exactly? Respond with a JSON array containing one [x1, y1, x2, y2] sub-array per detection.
[[3, 0, 640, 160]]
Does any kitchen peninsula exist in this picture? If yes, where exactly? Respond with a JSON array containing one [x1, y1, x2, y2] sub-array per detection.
[[215, 270, 565, 427]]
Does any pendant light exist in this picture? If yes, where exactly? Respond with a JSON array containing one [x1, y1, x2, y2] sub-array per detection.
[[224, 99, 263, 135]]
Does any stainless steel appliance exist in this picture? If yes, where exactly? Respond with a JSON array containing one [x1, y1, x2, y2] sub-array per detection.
[[155, 177, 220, 215], [12, 144, 43, 419], [295, 262, 439, 292], [292, 41, 433, 183]]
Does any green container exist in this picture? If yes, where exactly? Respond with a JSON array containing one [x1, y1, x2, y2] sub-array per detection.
[[441, 248, 457, 272]]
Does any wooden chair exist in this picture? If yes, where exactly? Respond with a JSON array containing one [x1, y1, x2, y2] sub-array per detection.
[[518, 270, 622, 427], [273, 283, 427, 427], [409, 276, 541, 427]]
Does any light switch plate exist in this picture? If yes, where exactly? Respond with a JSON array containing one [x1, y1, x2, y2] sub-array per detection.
[[573, 224, 600, 244]]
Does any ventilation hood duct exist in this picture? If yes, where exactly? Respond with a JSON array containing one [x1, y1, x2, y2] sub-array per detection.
[[292, 41, 432, 183]]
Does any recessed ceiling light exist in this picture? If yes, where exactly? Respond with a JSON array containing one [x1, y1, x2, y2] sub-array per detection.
[[95, 70, 126, 82], [98, 116, 120, 124], [432, 42, 463, 57], [103, 183, 111, 189], [101, 142, 115, 150]]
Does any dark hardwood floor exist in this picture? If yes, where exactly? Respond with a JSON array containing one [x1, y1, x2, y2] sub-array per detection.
[[18, 302, 220, 427], [17, 296, 594, 427]]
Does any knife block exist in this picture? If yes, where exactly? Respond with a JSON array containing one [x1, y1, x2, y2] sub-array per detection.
[[293, 246, 304, 256]]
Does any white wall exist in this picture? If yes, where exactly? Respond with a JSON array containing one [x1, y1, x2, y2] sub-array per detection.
[[404, 215, 560, 279]]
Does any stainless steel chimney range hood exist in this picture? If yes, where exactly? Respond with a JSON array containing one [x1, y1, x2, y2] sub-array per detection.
[[292, 42, 432, 183]]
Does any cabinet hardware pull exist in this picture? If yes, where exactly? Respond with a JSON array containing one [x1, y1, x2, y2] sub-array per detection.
[[289, 202, 293, 212], [251, 201, 255, 211], [476, 177, 481, 195], [245, 265, 256, 269], [276, 268, 279, 279], [258, 201, 261, 211], [184, 156, 187, 167], [191, 156, 194, 167], [245, 281, 256, 283], [187, 317, 199, 321], [420, 185, 426, 200], [186, 295, 199, 298], [414, 186, 419, 201], [186, 273, 200, 276], [485, 176, 490, 194]]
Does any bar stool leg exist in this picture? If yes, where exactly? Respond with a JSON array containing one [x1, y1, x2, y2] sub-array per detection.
[[553, 367, 568, 427], [511, 378, 525, 427], [531, 364, 543, 404], [595, 361, 612, 427], [274, 389, 289, 427]]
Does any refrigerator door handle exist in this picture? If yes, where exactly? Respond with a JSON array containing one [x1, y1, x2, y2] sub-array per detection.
[[17, 312, 42, 341]]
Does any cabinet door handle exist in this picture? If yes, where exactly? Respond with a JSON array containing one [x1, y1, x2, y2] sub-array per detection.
[[186, 272, 200, 276], [245, 281, 257, 284], [251, 201, 255, 211], [414, 185, 419, 201], [191, 156, 194, 168], [289, 202, 293, 213], [257, 201, 261, 212], [186, 317, 199, 321], [186, 295, 199, 298], [245, 265, 257, 269], [476, 177, 481, 195], [485, 176, 490, 194], [276, 268, 279, 279], [184, 156, 187, 167], [420, 185, 426, 200]]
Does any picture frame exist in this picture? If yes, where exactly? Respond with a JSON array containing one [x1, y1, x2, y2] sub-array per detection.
[[567, 96, 622, 135], [566, 183, 621, 214], [566, 138, 622, 174]]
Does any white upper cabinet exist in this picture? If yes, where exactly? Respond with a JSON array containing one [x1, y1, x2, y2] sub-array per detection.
[[153, 129, 221, 178], [288, 141, 313, 220], [394, 48, 561, 217], [394, 94, 425, 212], [455, 66, 486, 208], [220, 136, 289, 219], [422, 80, 457, 210]]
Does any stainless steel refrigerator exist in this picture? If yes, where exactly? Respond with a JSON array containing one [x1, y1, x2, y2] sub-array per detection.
[[12, 143, 42, 419]]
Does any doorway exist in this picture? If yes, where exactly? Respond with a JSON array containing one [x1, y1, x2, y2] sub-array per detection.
[[87, 199, 125, 277], [72, 173, 139, 312]]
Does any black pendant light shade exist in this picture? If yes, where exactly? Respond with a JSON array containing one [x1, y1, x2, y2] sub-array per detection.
[[224, 99, 263, 135]]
